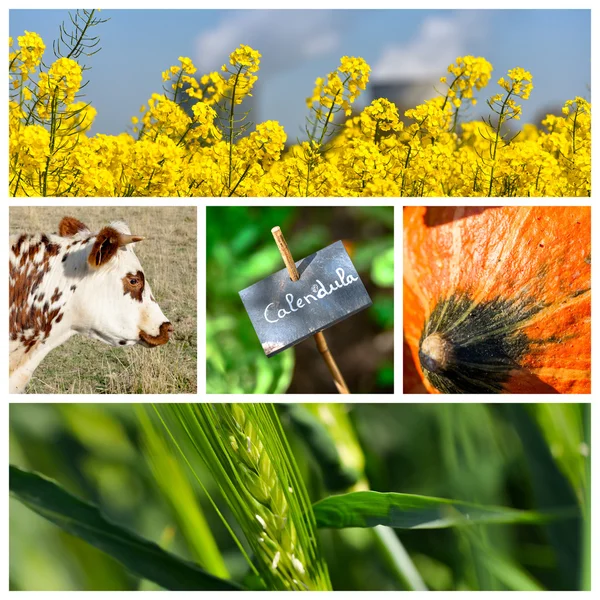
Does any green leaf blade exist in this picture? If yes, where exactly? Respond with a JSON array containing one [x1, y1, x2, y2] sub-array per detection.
[[9, 465, 241, 591], [313, 491, 560, 530]]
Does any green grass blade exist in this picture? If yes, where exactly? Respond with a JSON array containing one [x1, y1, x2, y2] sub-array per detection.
[[581, 402, 591, 590], [136, 406, 229, 580], [372, 525, 427, 590], [9, 465, 241, 591], [283, 404, 360, 491], [478, 552, 543, 591], [313, 491, 562, 530], [528, 404, 587, 506], [151, 405, 258, 577], [460, 525, 544, 591], [498, 405, 583, 590]]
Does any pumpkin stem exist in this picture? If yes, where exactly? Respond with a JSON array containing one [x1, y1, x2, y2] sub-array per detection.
[[419, 333, 453, 373]]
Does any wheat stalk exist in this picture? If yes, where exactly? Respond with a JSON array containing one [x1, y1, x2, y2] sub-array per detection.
[[154, 403, 331, 591], [221, 404, 313, 589]]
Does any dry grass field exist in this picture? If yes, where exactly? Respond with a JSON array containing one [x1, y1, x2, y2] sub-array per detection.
[[10, 206, 197, 394]]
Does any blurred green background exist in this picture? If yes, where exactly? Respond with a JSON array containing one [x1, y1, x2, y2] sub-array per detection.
[[9, 403, 589, 591], [206, 206, 394, 393]]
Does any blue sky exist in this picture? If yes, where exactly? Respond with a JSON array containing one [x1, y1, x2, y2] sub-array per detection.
[[10, 9, 591, 138]]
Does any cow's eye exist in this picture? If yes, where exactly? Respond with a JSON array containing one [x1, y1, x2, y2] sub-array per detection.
[[129, 278, 138, 286]]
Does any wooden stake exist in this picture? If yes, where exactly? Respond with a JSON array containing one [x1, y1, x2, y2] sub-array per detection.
[[271, 226, 350, 394]]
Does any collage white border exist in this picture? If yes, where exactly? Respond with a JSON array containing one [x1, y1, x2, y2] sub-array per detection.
[[3, 0, 597, 596]]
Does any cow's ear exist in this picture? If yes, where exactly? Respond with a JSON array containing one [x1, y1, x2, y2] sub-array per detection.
[[59, 217, 89, 237], [88, 227, 145, 269], [88, 227, 120, 268]]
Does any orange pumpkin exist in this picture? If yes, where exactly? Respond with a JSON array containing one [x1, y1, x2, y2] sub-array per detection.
[[404, 206, 591, 394]]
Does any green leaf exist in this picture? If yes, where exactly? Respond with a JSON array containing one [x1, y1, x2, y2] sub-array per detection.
[[476, 547, 543, 591], [206, 316, 294, 394], [376, 361, 394, 387], [371, 294, 394, 329], [352, 237, 393, 272], [353, 206, 395, 228], [9, 465, 241, 591], [457, 518, 544, 591], [371, 247, 394, 287], [313, 491, 561, 530]]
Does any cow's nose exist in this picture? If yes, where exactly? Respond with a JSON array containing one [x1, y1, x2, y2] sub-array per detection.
[[139, 321, 174, 347]]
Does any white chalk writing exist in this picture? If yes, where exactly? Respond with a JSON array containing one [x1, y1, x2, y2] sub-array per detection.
[[264, 267, 358, 324]]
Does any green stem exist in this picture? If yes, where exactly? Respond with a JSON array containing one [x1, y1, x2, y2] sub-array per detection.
[[304, 158, 313, 197], [373, 121, 381, 145], [441, 71, 464, 111], [400, 146, 411, 197], [11, 168, 24, 196], [176, 122, 196, 147], [582, 402, 591, 590], [571, 107, 579, 156], [487, 89, 513, 197], [9, 49, 22, 73], [303, 74, 351, 196], [399, 120, 425, 196], [65, 9, 96, 59], [227, 67, 243, 190], [534, 164, 542, 193], [316, 100, 338, 148], [42, 88, 60, 196], [171, 69, 184, 105], [315, 75, 350, 149], [228, 162, 252, 197]]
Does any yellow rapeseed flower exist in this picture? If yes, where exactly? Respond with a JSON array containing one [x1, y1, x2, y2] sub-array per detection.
[[7, 36, 590, 198]]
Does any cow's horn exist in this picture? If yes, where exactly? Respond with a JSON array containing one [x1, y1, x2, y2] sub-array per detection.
[[118, 233, 145, 246]]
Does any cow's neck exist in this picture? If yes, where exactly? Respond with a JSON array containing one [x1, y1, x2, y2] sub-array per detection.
[[9, 232, 83, 393]]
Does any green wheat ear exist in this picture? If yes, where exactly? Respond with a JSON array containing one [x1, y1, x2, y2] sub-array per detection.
[[155, 403, 331, 591]]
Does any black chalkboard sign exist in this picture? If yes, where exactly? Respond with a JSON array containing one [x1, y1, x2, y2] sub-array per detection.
[[239, 241, 372, 357]]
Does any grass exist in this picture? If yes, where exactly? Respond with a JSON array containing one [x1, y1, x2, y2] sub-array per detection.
[[9, 206, 197, 394]]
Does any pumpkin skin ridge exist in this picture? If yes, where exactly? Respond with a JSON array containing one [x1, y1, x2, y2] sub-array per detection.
[[521, 287, 591, 331], [403, 206, 591, 395]]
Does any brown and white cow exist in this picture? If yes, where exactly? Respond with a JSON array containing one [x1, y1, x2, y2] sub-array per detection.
[[9, 216, 173, 393]]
